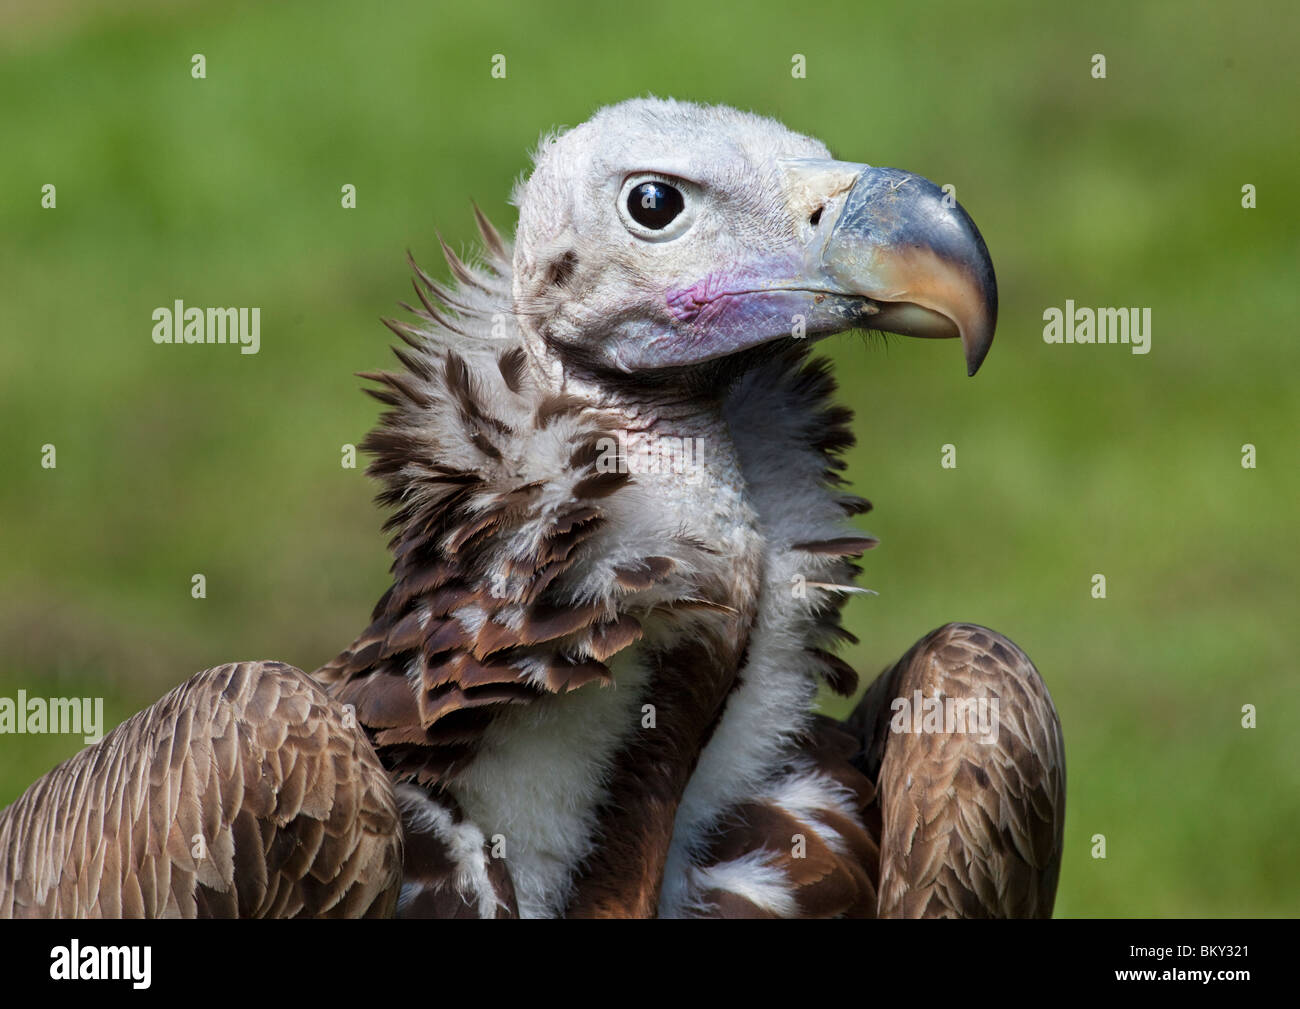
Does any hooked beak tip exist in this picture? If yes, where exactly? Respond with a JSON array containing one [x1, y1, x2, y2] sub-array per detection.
[[964, 321, 995, 376], [817, 165, 999, 377]]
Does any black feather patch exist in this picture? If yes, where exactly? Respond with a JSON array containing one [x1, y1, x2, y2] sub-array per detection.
[[544, 250, 578, 288], [498, 347, 527, 392]]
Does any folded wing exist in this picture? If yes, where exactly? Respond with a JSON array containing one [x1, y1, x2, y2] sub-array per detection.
[[0, 661, 402, 918]]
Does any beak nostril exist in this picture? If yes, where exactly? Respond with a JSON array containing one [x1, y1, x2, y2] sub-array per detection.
[[809, 206, 823, 227]]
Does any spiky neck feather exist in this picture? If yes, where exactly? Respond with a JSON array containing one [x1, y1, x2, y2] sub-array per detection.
[[314, 216, 871, 915]]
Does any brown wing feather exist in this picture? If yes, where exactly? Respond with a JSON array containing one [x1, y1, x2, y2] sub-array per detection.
[[680, 716, 880, 919], [566, 626, 754, 918], [845, 623, 1065, 918], [0, 661, 402, 918], [392, 784, 518, 918]]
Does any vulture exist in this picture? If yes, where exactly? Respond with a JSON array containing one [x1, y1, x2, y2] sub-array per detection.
[[0, 98, 1065, 919]]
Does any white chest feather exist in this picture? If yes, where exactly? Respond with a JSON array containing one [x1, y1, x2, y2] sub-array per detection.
[[450, 651, 651, 918]]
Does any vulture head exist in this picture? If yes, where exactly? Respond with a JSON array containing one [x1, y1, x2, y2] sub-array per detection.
[[511, 98, 997, 384]]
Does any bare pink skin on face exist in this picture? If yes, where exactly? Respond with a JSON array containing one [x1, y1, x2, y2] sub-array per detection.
[[657, 256, 832, 361], [646, 253, 870, 368], [665, 255, 805, 325]]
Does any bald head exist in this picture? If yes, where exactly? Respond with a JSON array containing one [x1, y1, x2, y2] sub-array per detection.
[[509, 97, 997, 382]]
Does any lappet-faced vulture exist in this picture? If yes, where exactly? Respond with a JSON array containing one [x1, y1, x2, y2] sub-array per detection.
[[1, 98, 1064, 918]]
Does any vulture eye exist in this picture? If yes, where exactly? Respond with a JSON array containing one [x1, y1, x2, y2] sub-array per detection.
[[627, 181, 684, 229], [618, 175, 695, 240]]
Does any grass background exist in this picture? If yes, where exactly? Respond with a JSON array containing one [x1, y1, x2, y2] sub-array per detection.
[[1, 0, 1296, 916]]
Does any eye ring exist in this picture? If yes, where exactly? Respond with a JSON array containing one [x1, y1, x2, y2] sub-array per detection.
[[617, 174, 696, 241]]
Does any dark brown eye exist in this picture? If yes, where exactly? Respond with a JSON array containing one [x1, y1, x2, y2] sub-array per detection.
[[627, 181, 684, 230]]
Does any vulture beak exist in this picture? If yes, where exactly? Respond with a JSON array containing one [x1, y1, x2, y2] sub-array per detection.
[[781, 159, 998, 376]]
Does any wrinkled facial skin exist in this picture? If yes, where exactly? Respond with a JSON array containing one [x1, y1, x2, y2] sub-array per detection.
[[511, 100, 996, 382]]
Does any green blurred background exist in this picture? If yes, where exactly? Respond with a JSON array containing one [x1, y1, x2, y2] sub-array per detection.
[[1, 0, 1296, 916]]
